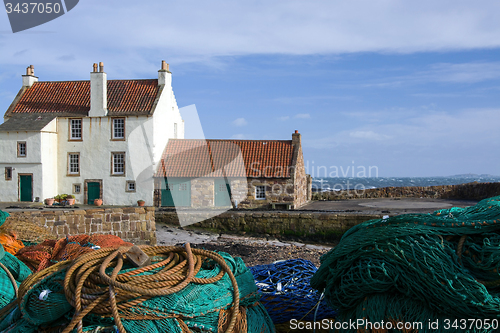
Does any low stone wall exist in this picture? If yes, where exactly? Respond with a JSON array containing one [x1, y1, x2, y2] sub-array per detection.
[[6, 207, 157, 245], [312, 182, 500, 201], [156, 210, 385, 242]]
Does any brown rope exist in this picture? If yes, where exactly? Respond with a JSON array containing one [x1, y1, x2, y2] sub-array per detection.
[[457, 235, 467, 265], [0, 261, 18, 299], [60, 244, 240, 333]]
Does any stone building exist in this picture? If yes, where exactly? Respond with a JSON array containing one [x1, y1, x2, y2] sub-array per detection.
[[0, 62, 184, 205], [154, 131, 311, 209]]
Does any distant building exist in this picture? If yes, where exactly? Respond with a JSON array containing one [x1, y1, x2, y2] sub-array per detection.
[[0, 62, 184, 205], [154, 131, 311, 209]]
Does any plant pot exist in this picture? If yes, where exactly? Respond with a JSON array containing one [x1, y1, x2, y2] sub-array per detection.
[[94, 199, 103, 206], [55, 198, 62, 203], [67, 198, 75, 205], [137, 201, 145, 207], [45, 198, 54, 206]]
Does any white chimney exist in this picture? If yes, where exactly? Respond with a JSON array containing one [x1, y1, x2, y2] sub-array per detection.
[[158, 60, 172, 86], [22, 65, 38, 87], [89, 62, 108, 117]]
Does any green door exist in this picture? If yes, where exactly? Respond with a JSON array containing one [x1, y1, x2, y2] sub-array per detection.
[[161, 179, 191, 207], [214, 179, 232, 207], [87, 182, 100, 204], [19, 175, 32, 202]]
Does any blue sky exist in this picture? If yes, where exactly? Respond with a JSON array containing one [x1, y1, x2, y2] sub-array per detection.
[[1, 0, 500, 177]]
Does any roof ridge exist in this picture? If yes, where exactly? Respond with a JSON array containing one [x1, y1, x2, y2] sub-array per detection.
[[33, 78, 158, 83]]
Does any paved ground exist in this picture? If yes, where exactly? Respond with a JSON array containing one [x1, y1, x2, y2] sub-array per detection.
[[0, 197, 479, 214], [300, 197, 478, 214]]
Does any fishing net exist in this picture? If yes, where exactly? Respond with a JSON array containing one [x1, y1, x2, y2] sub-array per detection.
[[249, 259, 336, 324], [311, 195, 500, 333], [0, 216, 57, 245], [4, 244, 275, 333], [0, 232, 25, 255], [16, 234, 133, 272]]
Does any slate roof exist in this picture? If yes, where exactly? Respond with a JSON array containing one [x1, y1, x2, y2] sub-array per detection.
[[0, 113, 57, 132], [155, 139, 295, 178], [8, 79, 160, 116]]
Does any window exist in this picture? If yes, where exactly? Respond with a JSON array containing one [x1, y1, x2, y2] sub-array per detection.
[[255, 185, 266, 200], [174, 123, 177, 139], [112, 152, 125, 175], [73, 184, 81, 194], [5, 167, 12, 181], [112, 118, 125, 140], [69, 119, 82, 140], [126, 180, 136, 192], [17, 142, 26, 157], [68, 153, 80, 175]]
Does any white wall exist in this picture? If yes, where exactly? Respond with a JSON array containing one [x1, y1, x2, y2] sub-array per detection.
[[40, 120, 58, 200], [152, 76, 184, 172], [57, 116, 155, 205], [0, 130, 45, 201]]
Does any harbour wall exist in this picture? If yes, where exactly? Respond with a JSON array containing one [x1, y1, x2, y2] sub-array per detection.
[[311, 182, 500, 201], [156, 210, 385, 242], [5, 207, 157, 245]]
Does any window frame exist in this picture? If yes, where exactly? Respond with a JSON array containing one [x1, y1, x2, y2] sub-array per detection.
[[73, 183, 81, 194], [17, 141, 26, 157], [5, 167, 12, 181], [69, 118, 83, 141], [126, 180, 136, 192], [255, 185, 266, 200], [111, 117, 126, 141], [111, 152, 126, 176], [67, 152, 80, 176]]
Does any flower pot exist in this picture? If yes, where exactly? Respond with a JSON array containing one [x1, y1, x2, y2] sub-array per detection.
[[137, 200, 145, 207], [67, 198, 75, 205], [45, 198, 54, 206], [94, 199, 103, 206]]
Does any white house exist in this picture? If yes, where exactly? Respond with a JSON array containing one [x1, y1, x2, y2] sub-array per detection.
[[0, 62, 184, 206]]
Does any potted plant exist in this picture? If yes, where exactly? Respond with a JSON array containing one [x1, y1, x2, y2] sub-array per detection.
[[137, 200, 145, 207], [45, 198, 55, 206], [54, 194, 62, 203], [94, 198, 103, 206], [66, 195, 75, 205]]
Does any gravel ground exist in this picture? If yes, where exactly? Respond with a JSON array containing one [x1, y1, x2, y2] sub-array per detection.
[[156, 224, 333, 267]]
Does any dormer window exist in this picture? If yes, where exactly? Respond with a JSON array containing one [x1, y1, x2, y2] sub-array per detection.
[[112, 118, 125, 140], [69, 119, 82, 140]]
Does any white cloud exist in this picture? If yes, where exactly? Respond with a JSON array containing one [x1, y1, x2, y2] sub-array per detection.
[[232, 117, 247, 126], [294, 113, 311, 119], [277, 116, 290, 121], [3, 0, 500, 75]]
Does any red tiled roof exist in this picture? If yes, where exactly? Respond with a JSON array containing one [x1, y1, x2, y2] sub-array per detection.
[[155, 139, 295, 178], [10, 79, 159, 115]]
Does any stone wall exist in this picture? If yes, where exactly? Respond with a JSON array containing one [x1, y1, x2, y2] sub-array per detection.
[[156, 210, 384, 242], [312, 182, 500, 201], [6, 207, 157, 244], [191, 179, 215, 208], [292, 145, 309, 208], [239, 178, 295, 209]]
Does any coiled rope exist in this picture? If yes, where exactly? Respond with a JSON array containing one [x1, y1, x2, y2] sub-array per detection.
[[41, 243, 242, 333]]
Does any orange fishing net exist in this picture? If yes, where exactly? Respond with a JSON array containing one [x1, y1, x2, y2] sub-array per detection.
[[16, 234, 133, 272], [0, 231, 25, 255]]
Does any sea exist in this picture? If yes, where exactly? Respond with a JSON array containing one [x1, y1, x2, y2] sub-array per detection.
[[311, 175, 500, 192]]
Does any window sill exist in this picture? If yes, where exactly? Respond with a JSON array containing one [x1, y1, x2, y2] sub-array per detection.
[[67, 174, 80, 177]]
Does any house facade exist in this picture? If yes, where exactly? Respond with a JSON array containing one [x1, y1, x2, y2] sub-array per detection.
[[154, 131, 311, 209], [0, 62, 184, 205]]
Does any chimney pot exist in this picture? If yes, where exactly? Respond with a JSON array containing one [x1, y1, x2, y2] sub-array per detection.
[[161, 60, 167, 70], [167, 63, 169, 71], [295, 130, 298, 134], [93, 63, 98, 72], [99, 62, 104, 72]]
